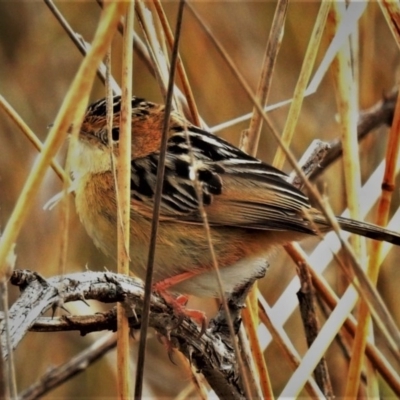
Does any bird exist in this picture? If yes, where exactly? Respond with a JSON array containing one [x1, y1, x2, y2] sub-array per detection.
[[70, 95, 400, 299]]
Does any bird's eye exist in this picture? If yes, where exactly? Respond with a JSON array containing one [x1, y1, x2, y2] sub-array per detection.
[[112, 128, 120, 142]]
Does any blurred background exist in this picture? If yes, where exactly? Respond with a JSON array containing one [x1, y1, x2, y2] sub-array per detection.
[[1, 1, 399, 398]]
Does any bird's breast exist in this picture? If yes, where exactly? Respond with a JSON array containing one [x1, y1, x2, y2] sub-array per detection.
[[74, 171, 119, 256]]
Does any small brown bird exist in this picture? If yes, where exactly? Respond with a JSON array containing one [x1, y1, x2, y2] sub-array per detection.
[[70, 95, 400, 298]]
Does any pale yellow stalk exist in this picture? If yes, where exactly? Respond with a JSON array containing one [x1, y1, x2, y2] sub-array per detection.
[[117, 2, 134, 399]]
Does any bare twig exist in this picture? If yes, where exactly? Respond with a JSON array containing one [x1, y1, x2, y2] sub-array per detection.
[[310, 87, 398, 180], [0, 244, 17, 399], [287, 246, 333, 399]]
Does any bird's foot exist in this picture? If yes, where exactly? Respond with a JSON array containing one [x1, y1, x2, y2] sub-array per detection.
[[153, 284, 207, 336]]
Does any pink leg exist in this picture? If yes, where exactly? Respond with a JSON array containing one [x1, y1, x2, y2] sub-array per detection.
[[153, 269, 207, 292], [153, 270, 209, 334]]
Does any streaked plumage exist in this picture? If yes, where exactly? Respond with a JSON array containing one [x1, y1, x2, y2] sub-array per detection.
[[70, 96, 400, 297]]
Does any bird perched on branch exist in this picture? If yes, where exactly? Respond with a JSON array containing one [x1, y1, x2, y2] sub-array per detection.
[[70, 95, 400, 299]]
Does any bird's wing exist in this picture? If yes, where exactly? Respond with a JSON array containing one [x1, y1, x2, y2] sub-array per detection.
[[130, 125, 315, 234]]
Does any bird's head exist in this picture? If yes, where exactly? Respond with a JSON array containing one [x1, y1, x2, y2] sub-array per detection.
[[70, 95, 176, 179]]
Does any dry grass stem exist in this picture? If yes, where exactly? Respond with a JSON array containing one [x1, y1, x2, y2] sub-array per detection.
[[2, 3, 400, 398], [257, 296, 325, 398], [135, 3, 190, 398], [378, 0, 400, 50], [242, 306, 274, 399], [188, 3, 369, 288], [321, 201, 400, 358], [236, 326, 264, 399], [242, 0, 288, 157], [272, 1, 330, 169], [116, 2, 134, 398], [328, 4, 369, 395], [330, 3, 363, 227], [153, 0, 201, 126], [0, 95, 68, 184], [135, 2, 175, 105], [210, 3, 367, 136], [187, 4, 400, 396], [309, 267, 400, 396], [268, 205, 400, 396], [240, 0, 288, 387], [45, 0, 121, 95], [347, 84, 400, 397], [279, 272, 360, 397], [307, 2, 368, 97], [260, 162, 400, 396], [97, 0, 156, 86]]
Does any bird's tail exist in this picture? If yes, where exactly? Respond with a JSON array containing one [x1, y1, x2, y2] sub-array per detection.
[[314, 214, 400, 245]]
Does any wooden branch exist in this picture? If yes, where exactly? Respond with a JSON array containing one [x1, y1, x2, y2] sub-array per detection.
[[1, 270, 245, 399], [310, 87, 398, 180], [296, 258, 333, 398]]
